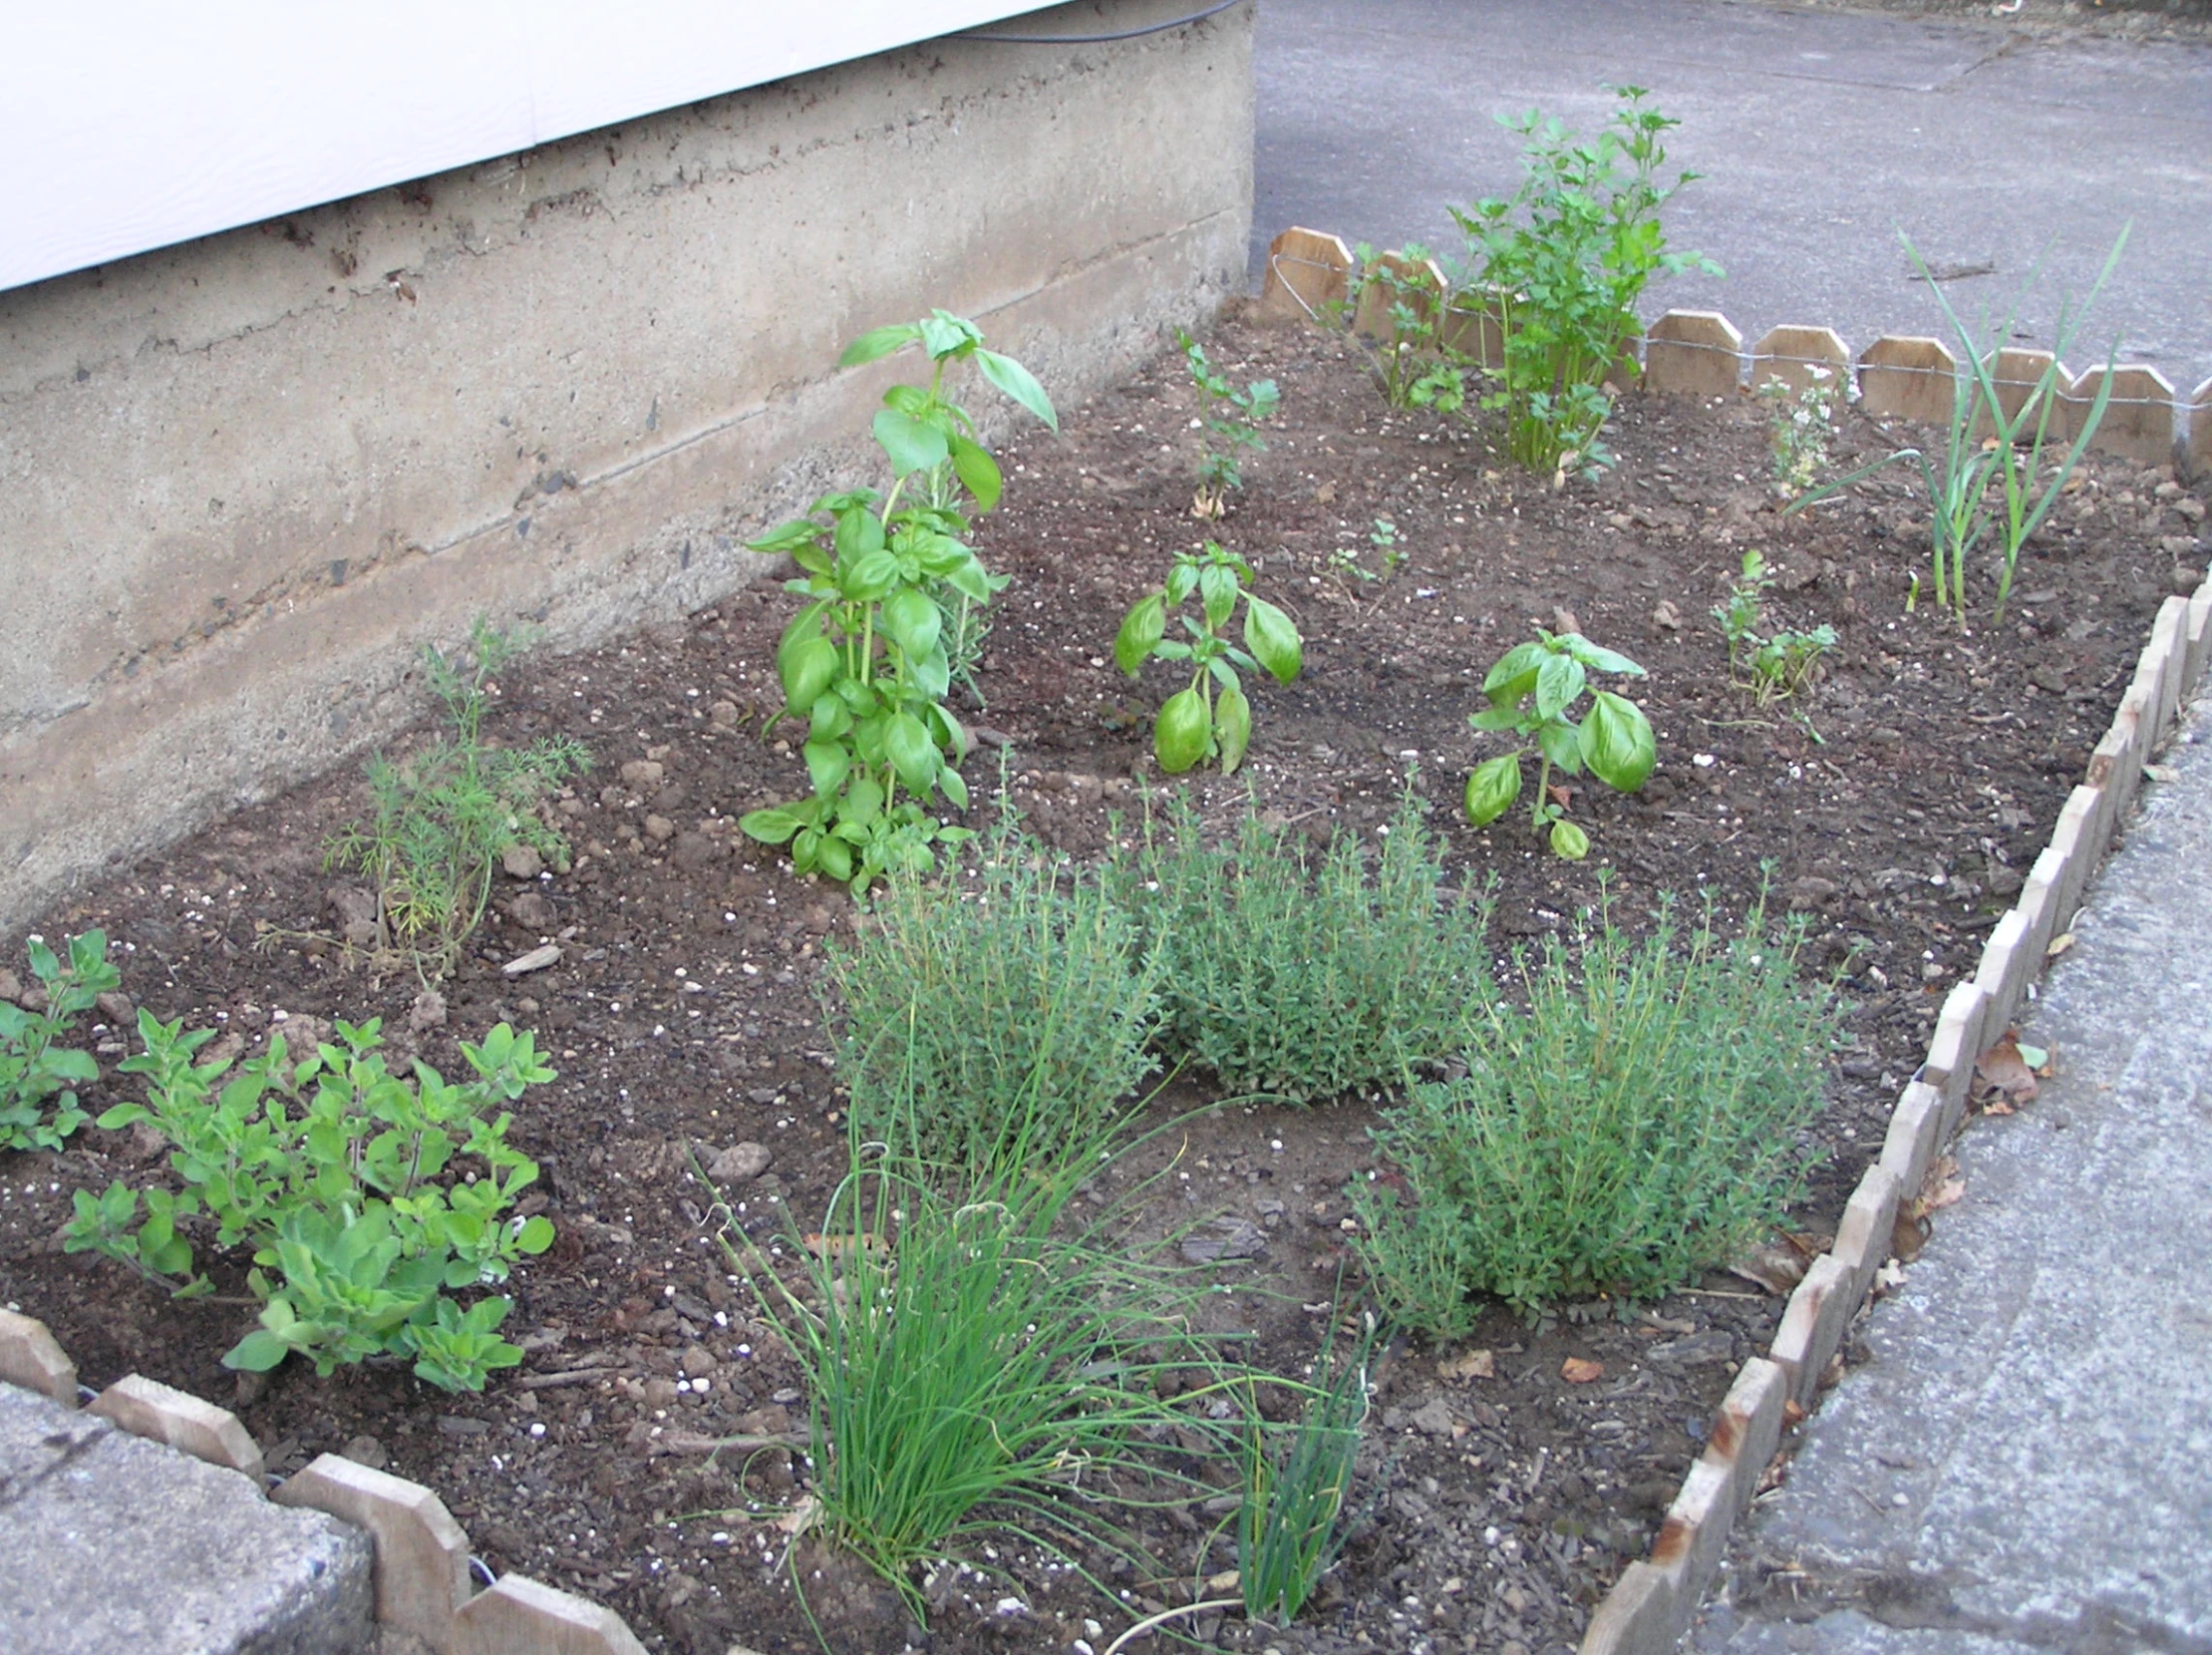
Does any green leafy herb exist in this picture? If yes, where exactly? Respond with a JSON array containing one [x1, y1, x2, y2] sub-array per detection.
[[1451, 87, 1718, 480], [1354, 882, 1834, 1330], [1463, 630, 1655, 858], [324, 619, 587, 981], [1178, 327, 1280, 517], [742, 312, 1056, 893], [1112, 788, 1495, 1104], [1113, 541, 1302, 775], [64, 1015, 554, 1392], [0, 930, 119, 1153], [826, 807, 1159, 1179], [1238, 1308, 1377, 1625]]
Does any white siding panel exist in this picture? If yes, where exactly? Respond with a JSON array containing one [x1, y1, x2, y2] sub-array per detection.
[[1, 0, 1048, 291]]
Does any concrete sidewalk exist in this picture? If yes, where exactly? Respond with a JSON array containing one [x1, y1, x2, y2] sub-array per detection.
[[1252, 0, 2212, 393], [1685, 689, 2212, 1652]]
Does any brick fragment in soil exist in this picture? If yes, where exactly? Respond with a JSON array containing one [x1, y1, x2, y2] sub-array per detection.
[[0, 308, 2193, 1653]]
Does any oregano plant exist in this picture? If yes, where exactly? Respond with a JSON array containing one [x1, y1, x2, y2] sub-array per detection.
[[1113, 541, 1303, 775], [741, 312, 1057, 892], [1463, 631, 1656, 858]]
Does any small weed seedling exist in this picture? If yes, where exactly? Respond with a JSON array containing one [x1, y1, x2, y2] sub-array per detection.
[[1178, 327, 1280, 518], [1713, 550, 1838, 708], [0, 930, 120, 1153], [1451, 87, 1718, 480], [1343, 243, 1468, 416], [66, 1017, 556, 1391], [325, 619, 587, 980], [1758, 366, 1840, 497], [1463, 631, 1656, 859], [1114, 541, 1303, 775], [1325, 518, 1406, 593], [743, 311, 1057, 892], [1748, 626, 1839, 708], [1713, 547, 1773, 673]]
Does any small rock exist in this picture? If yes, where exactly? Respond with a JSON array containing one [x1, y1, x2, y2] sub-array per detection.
[[1648, 1330, 1736, 1369], [327, 885, 379, 929], [409, 989, 448, 1033], [1651, 599, 1682, 632], [1787, 875, 1839, 911], [437, 1416, 490, 1437], [644, 814, 676, 843], [501, 843, 544, 880], [671, 831, 718, 870], [502, 943, 563, 977], [1180, 1217, 1268, 1264], [709, 700, 741, 727], [708, 1142, 774, 1185], [95, 990, 136, 1025], [619, 759, 665, 788], [642, 1377, 680, 1408], [506, 892, 558, 932], [1409, 1398, 1456, 1437], [2173, 564, 2205, 596], [276, 1016, 329, 1057], [339, 1435, 388, 1471], [0, 968, 24, 1007], [680, 1346, 718, 1379]]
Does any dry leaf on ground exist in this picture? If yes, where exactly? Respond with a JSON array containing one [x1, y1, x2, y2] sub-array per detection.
[[1975, 1029, 2042, 1114], [1727, 1229, 1827, 1295], [1437, 1348, 1495, 1382], [1561, 1357, 1604, 1385], [1908, 1154, 1965, 1222]]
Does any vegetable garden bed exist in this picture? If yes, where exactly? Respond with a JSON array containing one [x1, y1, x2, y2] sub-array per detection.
[[2, 304, 2203, 1655]]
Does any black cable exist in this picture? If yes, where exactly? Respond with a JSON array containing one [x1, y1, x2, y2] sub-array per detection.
[[955, 0, 1244, 45]]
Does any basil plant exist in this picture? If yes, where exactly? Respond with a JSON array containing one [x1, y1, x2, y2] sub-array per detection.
[[1462, 630, 1656, 859], [742, 312, 1056, 893]]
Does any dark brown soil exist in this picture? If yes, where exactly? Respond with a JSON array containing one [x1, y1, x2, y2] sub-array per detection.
[[3, 307, 2203, 1655]]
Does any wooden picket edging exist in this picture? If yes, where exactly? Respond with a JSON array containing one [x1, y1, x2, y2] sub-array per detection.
[[1260, 226, 2212, 475], [1260, 224, 2212, 1653], [0, 1309, 649, 1655]]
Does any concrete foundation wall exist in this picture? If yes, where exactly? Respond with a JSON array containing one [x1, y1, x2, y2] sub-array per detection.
[[0, 0, 1254, 929]]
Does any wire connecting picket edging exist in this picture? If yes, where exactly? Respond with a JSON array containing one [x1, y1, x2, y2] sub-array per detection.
[[1258, 226, 2212, 475]]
